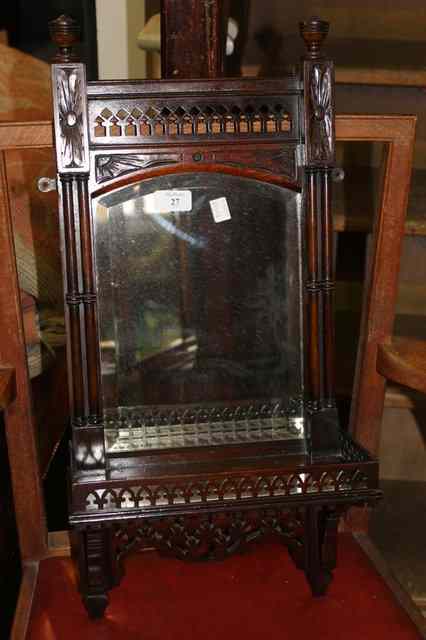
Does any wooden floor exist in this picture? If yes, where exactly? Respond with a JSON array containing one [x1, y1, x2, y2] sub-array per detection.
[[25, 534, 424, 640]]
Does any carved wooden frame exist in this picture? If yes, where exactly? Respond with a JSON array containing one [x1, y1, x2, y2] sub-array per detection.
[[50, 17, 340, 472], [46, 16, 384, 619]]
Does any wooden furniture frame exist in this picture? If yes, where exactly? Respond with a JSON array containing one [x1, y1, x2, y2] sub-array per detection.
[[0, 121, 51, 640], [343, 116, 417, 456], [0, 112, 415, 634], [45, 15, 385, 618]]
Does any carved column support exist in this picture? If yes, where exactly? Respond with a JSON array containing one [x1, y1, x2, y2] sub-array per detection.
[[305, 167, 336, 409], [300, 19, 340, 458], [305, 167, 341, 457], [60, 173, 105, 471], [61, 174, 84, 420], [51, 24, 105, 471], [76, 175, 102, 422], [301, 17, 336, 410], [321, 168, 335, 406], [305, 168, 322, 407], [300, 18, 335, 168]]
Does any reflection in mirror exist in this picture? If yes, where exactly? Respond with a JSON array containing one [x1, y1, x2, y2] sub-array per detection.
[[94, 173, 305, 452]]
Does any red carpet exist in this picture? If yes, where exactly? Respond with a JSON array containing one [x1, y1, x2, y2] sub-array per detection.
[[28, 535, 421, 640]]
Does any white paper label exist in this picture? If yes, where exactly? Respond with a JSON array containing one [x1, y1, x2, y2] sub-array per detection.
[[209, 197, 231, 223], [151, 189, 192, 213]]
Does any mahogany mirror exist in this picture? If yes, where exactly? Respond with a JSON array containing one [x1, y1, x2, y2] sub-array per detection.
[[49, 15, 380, 619]]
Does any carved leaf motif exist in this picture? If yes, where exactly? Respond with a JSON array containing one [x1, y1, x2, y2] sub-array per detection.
[[272, 146, 297, 179], [309, 64, 333, 162], [57, 67, 85, 168], [95, 154, 181, 183], [209, 147, 296, 182]]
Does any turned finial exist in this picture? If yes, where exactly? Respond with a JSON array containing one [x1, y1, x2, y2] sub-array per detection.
[[300, 17, 329, 60], [49, 14, 80, 63]]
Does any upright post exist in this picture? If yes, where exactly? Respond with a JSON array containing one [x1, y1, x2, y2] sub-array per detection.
[[160, 0, 229, 79], [300, 18, 339, 458]]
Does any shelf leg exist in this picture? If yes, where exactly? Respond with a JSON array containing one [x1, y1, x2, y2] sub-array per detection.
[[304, 505, 333, 596], [77, 524, 118, 618]]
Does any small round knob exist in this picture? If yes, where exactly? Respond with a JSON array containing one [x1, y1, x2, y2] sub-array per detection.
[[37, 177, 57, 193]]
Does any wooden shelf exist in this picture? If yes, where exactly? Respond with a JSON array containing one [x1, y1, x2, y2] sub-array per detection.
[[336, 312, 426, 409], [377, 338, 426, 395], [332, 39, 426, 88], [261, 37, 426, 89]]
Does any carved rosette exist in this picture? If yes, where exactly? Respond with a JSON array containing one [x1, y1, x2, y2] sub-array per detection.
[[52, 63, 89, 172]]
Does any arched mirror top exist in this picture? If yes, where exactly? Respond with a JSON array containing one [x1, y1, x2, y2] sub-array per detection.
[[91, 162, 302, 197], [93, 172, 305, 452]]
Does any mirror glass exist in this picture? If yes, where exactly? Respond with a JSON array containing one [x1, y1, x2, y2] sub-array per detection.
[[94, 173, 305, 451]]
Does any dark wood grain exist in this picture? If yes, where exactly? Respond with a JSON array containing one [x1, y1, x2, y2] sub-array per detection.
[[160, 0, 229, 79]]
